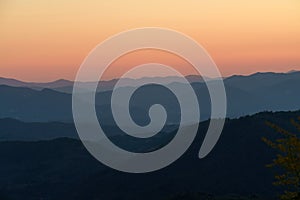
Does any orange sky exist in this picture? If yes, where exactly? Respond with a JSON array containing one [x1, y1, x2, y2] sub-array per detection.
[[0, 0, 299, 81]]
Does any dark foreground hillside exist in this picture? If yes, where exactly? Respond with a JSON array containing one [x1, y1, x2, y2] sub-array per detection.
[[1, 110, 300, 200]]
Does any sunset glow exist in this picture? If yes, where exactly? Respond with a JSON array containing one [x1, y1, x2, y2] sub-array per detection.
[[0, 0, 299, 81]]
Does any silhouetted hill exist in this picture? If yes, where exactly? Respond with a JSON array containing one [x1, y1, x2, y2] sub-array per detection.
[[0, 110, 299, 199], [0, 118, 171, 142], [0, 85, 72, 122], [0, 77, 73, 90], [0, 118, 77, 140], [224, 71, 300, 92], [1, 70, 300, 122], [1, 71, 299, 93], [0, 75, 208, 93]]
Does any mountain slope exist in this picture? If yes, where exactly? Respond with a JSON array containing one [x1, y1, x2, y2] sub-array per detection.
[[0, 71, 300, 122], [1, 110, 300, 199]]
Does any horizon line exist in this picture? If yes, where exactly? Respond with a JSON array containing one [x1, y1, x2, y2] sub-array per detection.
[[0, 69, 299, 84]]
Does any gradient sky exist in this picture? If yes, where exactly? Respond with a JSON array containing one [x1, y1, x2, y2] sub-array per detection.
[[0, 0, 299, 81]]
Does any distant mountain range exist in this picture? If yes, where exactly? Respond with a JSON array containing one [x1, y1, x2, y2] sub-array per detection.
[[1, 71, 300, 199], [0, 75, 208, 93], [0, 77, 73, 90], [1, 71, 299, 93], [0, 71, 300, 123]]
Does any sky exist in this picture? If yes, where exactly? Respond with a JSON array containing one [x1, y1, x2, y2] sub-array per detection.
[[0, 0, 299, 82]]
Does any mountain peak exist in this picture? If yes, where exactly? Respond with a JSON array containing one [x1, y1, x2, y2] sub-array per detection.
[[52, 79, 72, 83], [286, 70, 299, 74]]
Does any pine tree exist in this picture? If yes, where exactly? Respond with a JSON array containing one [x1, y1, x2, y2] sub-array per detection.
[[262, 117, 300, 200]]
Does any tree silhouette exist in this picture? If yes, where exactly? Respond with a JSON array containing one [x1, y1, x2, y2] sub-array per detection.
[[262, 117, 300, 200]]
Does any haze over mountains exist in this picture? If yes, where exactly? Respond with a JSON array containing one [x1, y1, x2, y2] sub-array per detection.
[[0, 71, 300, 199], [1, 71, 299, 93], [0, 75, 208, 93], [0, 71, 300, 123]]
